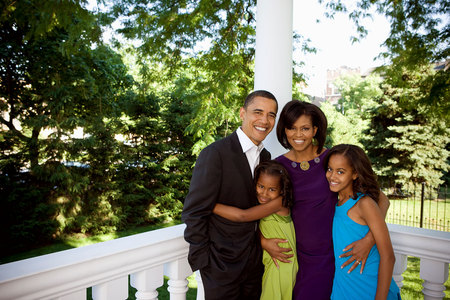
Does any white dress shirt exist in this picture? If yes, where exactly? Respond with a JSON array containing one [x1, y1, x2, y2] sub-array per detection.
[[236, 127, 265, 177]]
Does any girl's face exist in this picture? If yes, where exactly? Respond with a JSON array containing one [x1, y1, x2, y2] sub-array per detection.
[[326, 154, 358, 195], [285, 114, 318, 153], [256, 172, 282, 204]]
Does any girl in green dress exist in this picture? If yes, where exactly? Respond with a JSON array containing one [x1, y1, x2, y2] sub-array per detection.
[[213, 160, 298, 300]]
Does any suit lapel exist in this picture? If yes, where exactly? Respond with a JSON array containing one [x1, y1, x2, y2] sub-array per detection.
[[228, 132, 273, 206], [228, 132, 255, 197]]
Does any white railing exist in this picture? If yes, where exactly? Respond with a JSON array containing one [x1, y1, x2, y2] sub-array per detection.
[[388, 224, 450, 300], [0, 224, 449, 300]]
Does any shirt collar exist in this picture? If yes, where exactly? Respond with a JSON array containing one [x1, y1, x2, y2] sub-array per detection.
[[237, 127, 265, 153]]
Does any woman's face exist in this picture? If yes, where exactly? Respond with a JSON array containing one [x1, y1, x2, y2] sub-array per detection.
[[284, 114, 318, 153]]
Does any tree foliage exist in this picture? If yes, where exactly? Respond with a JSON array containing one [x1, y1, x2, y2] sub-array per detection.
[[1, 0, 104, 54], [321, 0, 449, 119], [363, 65, 449, 188], [107, 0, 258, 151], [321, 74, 383, 149], [325, 66, 448, 189], [334, 73, 383, 114], [107, 0, 316, 152], [321, 0, 448, 61], [0, 0, 196, 255]]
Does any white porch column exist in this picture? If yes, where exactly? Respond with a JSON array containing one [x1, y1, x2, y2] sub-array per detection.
[[254, 0, 293, 158]]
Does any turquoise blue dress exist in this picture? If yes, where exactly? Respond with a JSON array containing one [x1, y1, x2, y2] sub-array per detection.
[[331, 194, 401, 300]]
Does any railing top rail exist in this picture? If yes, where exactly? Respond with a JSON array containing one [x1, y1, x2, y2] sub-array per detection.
[[388, 223, 450, 262], [0, 224, 187, 281], [388, 223, 450, 240]]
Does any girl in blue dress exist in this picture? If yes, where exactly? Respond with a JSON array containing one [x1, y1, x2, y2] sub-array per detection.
[[324, 144, 401, 300]]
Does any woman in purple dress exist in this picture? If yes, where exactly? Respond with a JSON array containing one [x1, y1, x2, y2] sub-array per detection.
[[261, 100, 390, 300]]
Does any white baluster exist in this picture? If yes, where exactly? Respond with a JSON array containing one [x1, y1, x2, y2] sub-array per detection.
[[195, 270, 205, 300], [130, 265, 164, 300], [420, 258, 449, 300], [92, 276, 128, 300], [55, 290, 86, 300], [393, 253, 408, 288], [164, 258, 193, 300]]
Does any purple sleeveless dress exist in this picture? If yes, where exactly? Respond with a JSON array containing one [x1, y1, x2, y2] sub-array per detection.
[[276, 149, 337, 300]]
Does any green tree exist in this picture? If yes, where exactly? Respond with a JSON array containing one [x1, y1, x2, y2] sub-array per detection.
[[321, 74, 383, 148], [334, 73, 383, 115], [106, 0, 257, 151], [321, 101, 364, 148], [363, 65, 449, 188], [106, 0, 316, 153], [321, 0, 449, 119], [1, 0, 104, 55], [0, 2, 141, 252]]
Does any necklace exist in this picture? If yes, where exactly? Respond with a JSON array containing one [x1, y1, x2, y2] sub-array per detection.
[[300, 161, 310, 171], [290, 156, 321, 171]]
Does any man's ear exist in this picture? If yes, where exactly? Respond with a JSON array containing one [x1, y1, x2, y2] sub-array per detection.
[[239, 107, 245, 120]]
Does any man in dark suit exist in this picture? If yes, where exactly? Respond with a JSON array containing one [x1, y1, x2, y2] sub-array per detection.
[[182, 90, 278, 300]]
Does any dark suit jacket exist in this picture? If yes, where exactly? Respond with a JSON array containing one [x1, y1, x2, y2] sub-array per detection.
[[182, 131, 271, 281]]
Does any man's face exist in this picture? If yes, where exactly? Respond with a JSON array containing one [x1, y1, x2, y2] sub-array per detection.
[[239, 96, 277, 145]]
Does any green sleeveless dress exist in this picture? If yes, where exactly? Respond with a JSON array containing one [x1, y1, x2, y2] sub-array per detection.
[[260, 213, 298, 300]]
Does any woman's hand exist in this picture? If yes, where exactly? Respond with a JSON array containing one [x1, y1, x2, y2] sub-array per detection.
[[339, 233, 375, 273], [261, 236, 294, 268]]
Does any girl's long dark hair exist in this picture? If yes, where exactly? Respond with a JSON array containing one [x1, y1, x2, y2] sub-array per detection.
[[324, 144, 381, 202], [254, 160, 294, 208]]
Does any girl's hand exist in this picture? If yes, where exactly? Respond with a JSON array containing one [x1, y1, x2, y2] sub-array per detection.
[[261, 237, 294, 268], [339, 233, 375, 273]]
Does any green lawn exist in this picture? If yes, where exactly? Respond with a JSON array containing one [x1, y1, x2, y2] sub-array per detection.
[[401, 257, 450, 300]]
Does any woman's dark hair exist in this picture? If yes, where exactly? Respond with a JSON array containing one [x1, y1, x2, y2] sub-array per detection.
[[276, 100, 327, 154], [254, 160, 293, 208], [324, 144, 380, 202]]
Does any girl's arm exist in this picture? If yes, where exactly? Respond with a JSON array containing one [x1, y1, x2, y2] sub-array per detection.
[[359, 196, 395, 300], [214, 198, 294, 266], [213, 195, 283, 222], [340, 191, 390, 273]]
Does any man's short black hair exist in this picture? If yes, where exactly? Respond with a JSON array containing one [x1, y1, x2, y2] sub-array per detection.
[[243, 90, 278, 112]]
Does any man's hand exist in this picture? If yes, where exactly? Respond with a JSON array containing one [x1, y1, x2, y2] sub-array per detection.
[[261, 237, 294, 268], [340, 234, 374, 274]]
